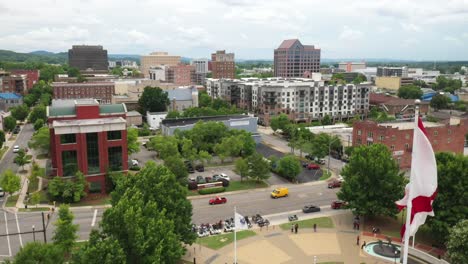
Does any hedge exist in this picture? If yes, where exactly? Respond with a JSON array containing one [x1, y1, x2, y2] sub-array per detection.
[[198, 187, 226, 195]]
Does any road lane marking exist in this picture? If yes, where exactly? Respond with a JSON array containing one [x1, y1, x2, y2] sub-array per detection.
[[91, 209, 97, 227], [15, 213, 23, 247], [3, 212, 11, 257]]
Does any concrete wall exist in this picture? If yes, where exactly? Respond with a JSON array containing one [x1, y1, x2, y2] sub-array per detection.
[[375, 77, 402, 90]]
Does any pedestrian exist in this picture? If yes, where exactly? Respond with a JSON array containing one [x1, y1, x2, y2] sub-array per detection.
[[356, 223, 360, 230], [313, 223, 317, 232], [291, 224, 294, 233], [361, 241, 366, 250], [294, 223, 298, 234], [356, 235, 360, 246]]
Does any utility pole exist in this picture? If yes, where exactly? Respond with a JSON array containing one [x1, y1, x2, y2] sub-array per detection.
[[42, 212, 47, 243], [32, 225, 36, 242]]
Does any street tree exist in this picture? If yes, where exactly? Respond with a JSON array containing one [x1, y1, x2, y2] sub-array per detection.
[[211, 98, 230, 110], [247, 153, 271, 182], [73, 229, 126, 264], [234, 157, 249, 182], [398, 85, 423, 99], [4, 116, 16, 132], [446, 220, 468, 264], [11, 104, 29, 121], [427, 153, 468, 242], [29, 105, 47, 123], [180, 138, 197, 163], [33, 118, 44, 131], [0, 169, 21, 195], [138, 86, 170, 113], [28, 127, 50, 154], [277, 155, 302, 181], [0, 130, 5, 147], [48, 171, 87, 203], [198, 91, 212, 107], [12, 242, 64, 264], [270, 113, 290, 132], [52, 204, 78, 254], [149, 135, 179, 160], [430, 94, 451, 111], [28, 192, 41, 208], [127, 128, 140, 155], [164, 155, 189, 184], [321, 114, 332, 125], [337, 144, 405, 217], [14, 149, 31, 171]]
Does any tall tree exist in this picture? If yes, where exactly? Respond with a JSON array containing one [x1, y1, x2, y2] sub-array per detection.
[[337, 144, 405, 217], [29, 105, 47, 123], [277, 155, 302, 181], [234, 157, 249, 182], [180, 138, 197, 163], [0, 130, 5, 147], [397, 85, 423, 99], [53, 205, 78, 254], [73, 230, 126, 264], [126, 128, 140, 155], [321, 114, 332, 125], [427, 153, 468, 242], [33, 119, 44, 131], [198, 91, 212, 107], [149, 135, 179, 159], [164, 155, 189, 183], [430, 94, 451, 111], [138, 86, 170, 113], [0, 169, 21, 195], [247, 153, 271, 182], [11, 242, 64, 264], [270, 113, 290, 132], [14, 149, 31, 171], [446, 220, 468, 264], [3, 116, 16, 132], [10, 104, 29, 121], [28, 127, 50, 153]]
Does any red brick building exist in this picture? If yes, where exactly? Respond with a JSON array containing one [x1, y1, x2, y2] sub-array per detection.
[[1, 75, 27, 94], [10, 69, 40, 90], [369, 93, 430, 116], [52, 82, 115, 104], [47, 100, 128, 193], [211, 50, 235, 79], [166, 64, 196, 86], [353, 119, 467, 169]]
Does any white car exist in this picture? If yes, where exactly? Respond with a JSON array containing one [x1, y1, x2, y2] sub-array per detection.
[[337, 175, 345, 183], [13, 145, 20, 153], [131, 159, 139, 166], [0, 187, 5, 197], [213, 173, 230, 181]]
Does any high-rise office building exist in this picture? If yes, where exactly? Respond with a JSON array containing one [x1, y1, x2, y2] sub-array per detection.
[[68, 45, 109, 72], [140, 52, 181, 78], [274, 39, 321, 77], [211, 50, 235, 79]]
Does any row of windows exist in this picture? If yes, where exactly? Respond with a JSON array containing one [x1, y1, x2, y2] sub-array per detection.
[[60, 131, 122, 144], [61, 146, 123, 176], [357, 129, 450, 138]]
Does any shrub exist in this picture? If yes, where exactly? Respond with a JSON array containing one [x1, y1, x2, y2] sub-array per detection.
[[198, 187, 225, 195], [129, 165, 141, 171]]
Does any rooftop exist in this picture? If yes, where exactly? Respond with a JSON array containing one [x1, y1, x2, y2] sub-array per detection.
[[0, 93, 22, 100], [167, 88, 196, 101], [52, 117, 126, 128], [161, 114, 250, 127], [378, 121, 444, 130], [48, 103, 126, 117], [51, 82, 114, 87]]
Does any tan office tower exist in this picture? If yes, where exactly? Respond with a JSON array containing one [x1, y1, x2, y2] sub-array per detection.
[[140, 52, 181, 78], [274, 39, 321, 77], [211, 50, 235, 79]]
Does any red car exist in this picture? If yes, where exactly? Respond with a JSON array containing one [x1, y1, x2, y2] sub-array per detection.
[[328, 180, 342, 188], [209, 196, 227, 205], [331, 200, 347, 209], [307, 163, 320, 170]]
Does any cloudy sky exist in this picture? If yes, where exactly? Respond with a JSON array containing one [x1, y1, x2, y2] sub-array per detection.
[[1, 0, 468, 60]]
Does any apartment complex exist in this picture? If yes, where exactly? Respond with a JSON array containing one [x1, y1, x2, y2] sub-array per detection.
[[377, 66, 408, 77], [211, 50, 235, 79], [52, 82, 115, 104], [47, 99, 128, 193], [68, 45, 109, 72], [140, 52, 181, 78], [338, 62, 366, 73], [274, 39, 321, 78], [353, 119, 467, 169], [0, 69, 39, 94], [166, 64, 196, 86], [10, 70, 40, 90], [206, 78, 370, 125]]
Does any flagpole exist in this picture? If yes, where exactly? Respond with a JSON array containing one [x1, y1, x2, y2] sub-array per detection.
[[234, 206, 237, 264], [402, 100, 420, 264]]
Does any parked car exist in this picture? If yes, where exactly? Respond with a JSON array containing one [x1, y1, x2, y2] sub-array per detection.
[[13, 126, 20, 134], [212, 173, 230, 181], [257, 219, 270, 227], [13, 145, 20, 153], [196, 175, 206, 184], [307, 163, 320, 170], [331, 200, 347, 209], [305, 154, 314, 160], [209, 196, 227, 205], [301, 162, 308, 168], [328, 180, 342, 189], [195, 164, 204, 172], [204, 177, 212, 183], [302, 205, 321, 213], [0, 187, 4, 197], [131, 159, 139, 166], [271, 187, 289, 198], [337, 175, 345, 183], [317, 159, 326, 165]]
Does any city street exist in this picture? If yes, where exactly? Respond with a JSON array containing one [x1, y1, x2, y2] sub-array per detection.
[[0, 124, 35, 175]]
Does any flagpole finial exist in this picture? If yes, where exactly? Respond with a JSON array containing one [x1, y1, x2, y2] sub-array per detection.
[[414, 99, 421, 105]]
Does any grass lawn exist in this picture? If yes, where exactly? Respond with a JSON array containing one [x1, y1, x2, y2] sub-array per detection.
[[69, 196, 111, 207], [279, 217, 334, 231], [186, 191, 200, 197], [224, 180, 268, 192], [0, 146, 8, 160], [319, 171, 331, 180], [5, 194, 19, 207], [197, 230, 256, 250], [19, 207, 50, 212]]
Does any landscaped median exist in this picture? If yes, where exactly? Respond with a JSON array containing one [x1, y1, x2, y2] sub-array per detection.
[[197, 230, 257, 250], [279, 217, 334, 230]]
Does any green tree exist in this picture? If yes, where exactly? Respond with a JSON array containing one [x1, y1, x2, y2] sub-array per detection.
[[73, 230, 126, 264], [270, 113, 290, 132], [0, 169, 21, 195], [321, 114, 332, 125], [127, 128, 140, 155], [29, 105, 47, 123], [180, 138, 197, 163], [4, 116, 16, 132], [427, 153, 468, 243], [214, 135, 244, 162], [10, 104, 29, 121], [137, 123, 151, 137], [352, 74, 367, 85], [234, 157, 249, 181], [14, 149, 31, 171], [166, 110, 180, 119], [23, 94, 37, 107], [53, 205, 78, 253], [197, 150, 212, 166], [33, 119, 44, 131], [138, 86, 170, 114], [211, 98, 230, 110], [163, 156, 188, 183], [47, 171, 87, 203], [397, 85, 423, 99], [11, 242, 64, 264], [28, 127, 50, 153], [247, 153, 271, 182], [0, 130, 5, 147], [277, 155, 302, 181], [149, 135, 179, 159], [337, 144, 405, 217], [430, 94, 451, 111], [446, 220, 468, 264], [369, 107, 380, 119], [39, 93, 52, 106], [198, 91, 212, 107], [28, 192, 41, 208], [178, 121, 229, 153]]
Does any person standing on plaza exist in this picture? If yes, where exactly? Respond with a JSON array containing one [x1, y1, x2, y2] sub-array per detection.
[[294, 223, 298, 234], [356, 235, 360, 245], [313, 223, 317, 232]]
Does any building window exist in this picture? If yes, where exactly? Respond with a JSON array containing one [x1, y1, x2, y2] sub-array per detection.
[[379, 135, 384, 141], [367, 132, 373, 137], [434, 131, 438, 136], [107, 131, 122, 140], [86, 133, 100, 174], [447, 138, 451, 143], [405, 143, 410, 150], [60, 134, 76, 144], [391, 145, 395, 150], [405, 134, 410, 140], [62, 150, 78, 176], [89, 182, 102, 193], [108, 146, 123, 171], [392, 135, 396, 141], [357, 130, 361, 136]]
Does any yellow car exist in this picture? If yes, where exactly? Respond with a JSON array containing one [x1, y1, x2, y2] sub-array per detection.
[[271, 187, 289, 198]]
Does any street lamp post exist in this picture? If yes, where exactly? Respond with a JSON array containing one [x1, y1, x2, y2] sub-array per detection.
[[32, 225, 35, 242]]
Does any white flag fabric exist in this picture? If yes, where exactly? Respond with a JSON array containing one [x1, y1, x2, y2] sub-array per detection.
[[234, 212, 249, 230], [395, 117, 438, 239]]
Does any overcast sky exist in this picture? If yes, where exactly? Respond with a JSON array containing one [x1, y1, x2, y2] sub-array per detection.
[[1, 0, 468, 60]]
